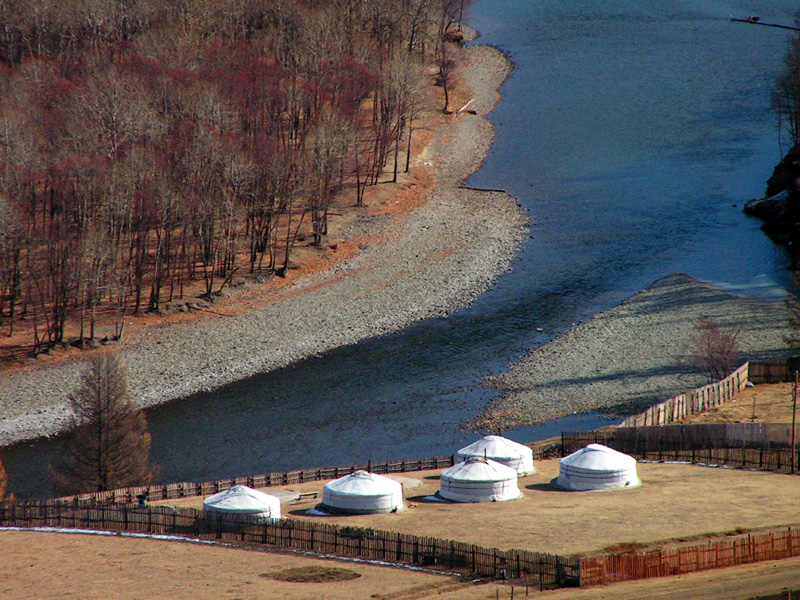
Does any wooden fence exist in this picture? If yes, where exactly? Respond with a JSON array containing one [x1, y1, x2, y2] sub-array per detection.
[[560, 431, 800, 473], [748, 358, 800, 385], [573, 423, 800, 454], [620, 363, 749, 427], [56, 447, 564, 507], [749, 589, 800, 600], [57, 454, 459, 506], [581, 527, 800, 586], [0, 501, 579, 588]]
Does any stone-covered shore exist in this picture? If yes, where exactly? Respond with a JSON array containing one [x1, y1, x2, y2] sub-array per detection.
[[0, 43, 527, 447]]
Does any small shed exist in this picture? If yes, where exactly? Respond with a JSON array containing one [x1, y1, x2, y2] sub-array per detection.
[[555, 444, 640, 491], [457, 435, 537, 476], [202, 485, 281, 523], [439, 456, 521, 503], [321, 470, 404, 514]]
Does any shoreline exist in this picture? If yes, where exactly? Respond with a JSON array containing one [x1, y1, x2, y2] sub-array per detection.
[[0, 42, 528, 447], [484, 273, 794, 425]]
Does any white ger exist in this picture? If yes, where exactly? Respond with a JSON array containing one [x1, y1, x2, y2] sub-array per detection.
[[321, 470, 404, 514], [556, 444, 641, 491], [457, 435, 537, 476], [439, 456, 521, 502], [202, 485, 282, 523]]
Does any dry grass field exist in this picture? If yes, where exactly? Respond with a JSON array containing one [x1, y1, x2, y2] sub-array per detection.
[[0, 530, 470, 600], [4, 529, 800, 600], [680, 382, 796, 423], [155, 460, 800, 557]]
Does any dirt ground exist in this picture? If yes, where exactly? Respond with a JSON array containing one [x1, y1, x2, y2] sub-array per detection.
[[4, 529, 800, 600], [0, 530, 468, 600], [680, 382, 796, 423], [155, 461, 800, 557]]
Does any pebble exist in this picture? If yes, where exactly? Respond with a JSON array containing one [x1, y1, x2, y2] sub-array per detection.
[[0, 45, 527, 448]]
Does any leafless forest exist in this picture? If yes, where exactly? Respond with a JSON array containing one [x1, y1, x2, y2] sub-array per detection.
[[0, 0, 465, 356]]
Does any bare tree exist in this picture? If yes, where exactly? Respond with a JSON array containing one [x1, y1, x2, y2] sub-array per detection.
[[436, 40, 455, 113], [692, 318, 739, 383], [51, 352, 155, 494], [307, 111, 348, 245], [773, 34, 800, 149]]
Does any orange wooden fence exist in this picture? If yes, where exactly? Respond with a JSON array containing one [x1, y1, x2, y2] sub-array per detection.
[[580, 527, 800, 586]]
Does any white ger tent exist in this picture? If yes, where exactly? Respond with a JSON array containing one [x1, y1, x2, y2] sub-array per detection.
[[457, 435, 537, 476], [439, 456, 520, 503], [556, 444, 640, 491], [321, 470, 404, 514], [203, 485, 281, 523]]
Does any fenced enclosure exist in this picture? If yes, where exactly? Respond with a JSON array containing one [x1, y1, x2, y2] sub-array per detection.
[[0, 501, 579, 589], [581, 527, 800, 586], [56, 454, 459, 506]]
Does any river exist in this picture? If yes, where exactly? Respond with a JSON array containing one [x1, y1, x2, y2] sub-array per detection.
[[4, 0, 797, 498]]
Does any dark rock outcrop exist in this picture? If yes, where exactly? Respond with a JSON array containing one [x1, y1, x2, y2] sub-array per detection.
[[744, 144, 800, 263]]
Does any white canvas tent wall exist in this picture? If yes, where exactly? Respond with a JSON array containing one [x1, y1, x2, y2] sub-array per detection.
[[321, 470, 403, 514], [439, 456, 520, 502], [202, 485, 281, 523], [556, 444, 640, 491], [457, 435, 537, 475]]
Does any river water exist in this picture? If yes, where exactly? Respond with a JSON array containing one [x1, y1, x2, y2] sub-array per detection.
[[5, 0, 798, 498]]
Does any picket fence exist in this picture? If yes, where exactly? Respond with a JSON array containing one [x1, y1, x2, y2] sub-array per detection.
[[620, 363, 749, 427]]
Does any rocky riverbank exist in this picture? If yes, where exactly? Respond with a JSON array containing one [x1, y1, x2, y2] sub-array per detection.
[[0, 43, 528, 447], [483, 273, 794, 424], [744, 143, 800, 267]]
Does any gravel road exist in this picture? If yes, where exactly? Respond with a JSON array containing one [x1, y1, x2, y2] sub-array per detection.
[[0, 44, 527, 447]]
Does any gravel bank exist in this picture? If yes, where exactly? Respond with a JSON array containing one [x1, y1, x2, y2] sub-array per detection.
[[0, 44, 527, 447], [485, 273, 794, 423]]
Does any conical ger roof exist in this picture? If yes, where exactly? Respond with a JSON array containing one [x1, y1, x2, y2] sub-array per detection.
[[560, 443, 637, 472], [323, 470, 401, 497], [203, 485, 281, 514], [441, 456, 518, 482]]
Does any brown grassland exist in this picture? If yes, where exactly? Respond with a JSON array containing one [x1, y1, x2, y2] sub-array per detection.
[[679, 382, 796, 423]]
